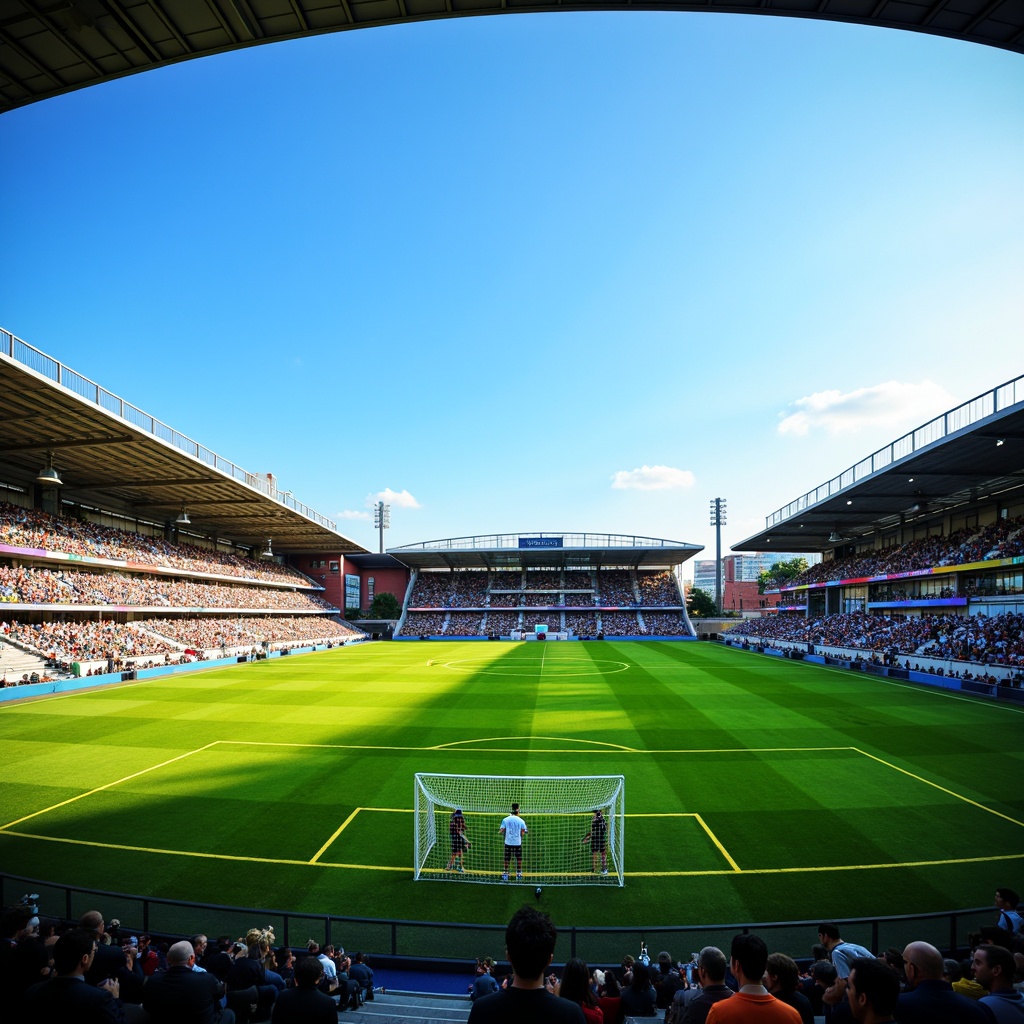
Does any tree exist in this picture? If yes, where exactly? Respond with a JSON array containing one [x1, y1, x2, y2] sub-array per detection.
[[757, 557, 809, 594], [688, 587, 718, 617], [368, 591, 402, 619]]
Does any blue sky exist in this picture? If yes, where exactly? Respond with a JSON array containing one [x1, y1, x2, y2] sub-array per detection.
[[1, 12, 1022, 571]]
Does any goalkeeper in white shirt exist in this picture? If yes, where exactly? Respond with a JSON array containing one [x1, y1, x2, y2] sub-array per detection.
[[500, 802, 528, 881]]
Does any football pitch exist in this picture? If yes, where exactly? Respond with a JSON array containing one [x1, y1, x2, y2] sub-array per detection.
[[1, 640, 1022, 935]]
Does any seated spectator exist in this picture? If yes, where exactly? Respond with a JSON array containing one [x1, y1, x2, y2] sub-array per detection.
[[972, 944, 1024, 1021], [597, 969, 623, 1024], [270, 953, 336, 1024], [705, 934, 799, 1022], [619, 962, 657, 1017], [653, 950, 684, 1009], [895, 940, 991, 1023], [556, 957, 603, 1023], [20, 927, 123, 1022], [466, 905, 584, 1023], [765, 952, 813, 1024], [996, 888, 1024, 937], [142, 940, 234, 1024], [845, 957, 900, 1024], [668, 945, 731, 1024], [348, 950, 376, 999]]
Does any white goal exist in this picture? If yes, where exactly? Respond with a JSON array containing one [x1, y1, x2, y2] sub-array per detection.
[[413, 773, 624, 886]]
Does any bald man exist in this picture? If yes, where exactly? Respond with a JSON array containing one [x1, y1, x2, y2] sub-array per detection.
[[894, 941, 991, 1024], [142, 940, 234, 1024]]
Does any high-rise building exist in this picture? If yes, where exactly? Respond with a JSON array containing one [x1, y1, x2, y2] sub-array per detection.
[[693, 559, 719, 597]]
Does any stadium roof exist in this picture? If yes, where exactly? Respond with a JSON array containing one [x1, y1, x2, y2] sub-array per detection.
[[0, 327, 367, 556], [733, 375, 1024, 554], [2, 0, 1023, 114], [389, 532, 703, 570]]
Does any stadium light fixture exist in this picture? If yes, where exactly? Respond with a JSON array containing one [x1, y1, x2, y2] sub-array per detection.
[[35, 450, 62, 487], [828, 530, 844, 543], [175, 504, 191, 525], [262, 538, 274, 558], [996, 438, 1005, 446]]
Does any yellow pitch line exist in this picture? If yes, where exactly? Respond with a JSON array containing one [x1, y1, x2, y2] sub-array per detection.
[[1, 830, 1018, 877], [213, 738, 856, 755], [433, 736, 637, 751], [851, 748, 1024, 829], [310, 808, 362, 863], [0, 831, 410, 871], [0, 742, 220, 830], [630, 852, 1024, 877], [693, 814, 741, 872]]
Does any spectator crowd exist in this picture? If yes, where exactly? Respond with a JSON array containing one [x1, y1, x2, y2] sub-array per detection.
[[765, 516, 1024, 591], [727, 611, 1024, 669], [0, 503, 314, 587], [0, 565, 336, 613], [399, 570, 687, 637], [1, 872, 1021, 1022]]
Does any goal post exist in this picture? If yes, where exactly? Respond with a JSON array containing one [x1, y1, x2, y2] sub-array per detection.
[[414, 773, 624, 886]]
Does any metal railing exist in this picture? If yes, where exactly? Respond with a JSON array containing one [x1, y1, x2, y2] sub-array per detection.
[[766, 374, 1024, 529], [0, 873, 994, 963], [0, 327, 337, 533]]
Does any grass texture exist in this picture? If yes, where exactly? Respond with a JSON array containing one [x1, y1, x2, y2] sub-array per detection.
[[1, 640, 1021, 938]]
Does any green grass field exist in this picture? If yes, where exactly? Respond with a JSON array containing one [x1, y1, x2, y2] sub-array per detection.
[[1, 640, 1022, 938]]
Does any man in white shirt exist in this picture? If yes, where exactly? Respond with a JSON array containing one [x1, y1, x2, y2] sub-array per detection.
[[500, 802, 528, 881]]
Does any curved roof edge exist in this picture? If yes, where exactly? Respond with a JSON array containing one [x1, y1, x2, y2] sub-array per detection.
[[3, 4, 1023, 114], [388, 532, 703, 570]]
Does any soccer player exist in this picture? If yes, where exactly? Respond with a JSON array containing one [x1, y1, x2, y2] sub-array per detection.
[[581, 808, 609, 875], [446, 808, 471, 872], [500, 802, 527, 881]]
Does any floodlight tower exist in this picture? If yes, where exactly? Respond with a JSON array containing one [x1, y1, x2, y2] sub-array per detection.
[[374, 501, 390, 554], [709, 497, 727, 614]]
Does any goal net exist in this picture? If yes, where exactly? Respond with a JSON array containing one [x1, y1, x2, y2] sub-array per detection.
[[413, 773, 624, 886]]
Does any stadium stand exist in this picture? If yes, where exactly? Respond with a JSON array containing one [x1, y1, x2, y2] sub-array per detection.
[[0, 497, 365, 683], [765, 515, 1024, 591], [726, 610, 1024, 671], [0, 503, 316, 586], [396, 567, 689, 638]]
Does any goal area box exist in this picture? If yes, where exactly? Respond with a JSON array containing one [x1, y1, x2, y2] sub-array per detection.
[[414, 773, 625, 886]]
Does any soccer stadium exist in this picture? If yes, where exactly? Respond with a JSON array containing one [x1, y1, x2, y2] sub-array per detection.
[[1, 326, 1022, 1017], [2, 4, 1023, 1018]]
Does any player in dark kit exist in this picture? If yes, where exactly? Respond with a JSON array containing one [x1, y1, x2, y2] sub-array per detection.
[[582, 809, 609, 875], [446, 808, 471, 872]]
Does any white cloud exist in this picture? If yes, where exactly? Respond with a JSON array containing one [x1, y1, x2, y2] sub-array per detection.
[[611, 465, 696, 491], [777, 380, 955, 437], [367, 487, 421, 509], [337, 509, 372, 521]]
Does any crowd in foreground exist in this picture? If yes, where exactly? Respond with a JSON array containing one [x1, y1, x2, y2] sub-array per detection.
[[465, 904, 1024, 1024], [0, 906, 381, 1022], [3, 888, 1022, 1023]]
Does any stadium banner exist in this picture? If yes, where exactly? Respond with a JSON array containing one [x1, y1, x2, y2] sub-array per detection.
[[519, 537, 563, 548]]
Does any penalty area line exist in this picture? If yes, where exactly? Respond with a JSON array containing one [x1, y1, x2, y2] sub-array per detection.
[[693, 813, 741, 872], [851, 748, 1024, 829], [0, 742, 221, 831], [0, 830, 409, 871], [309, 807, 413, 864], [629, 850, 1024, 877]]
